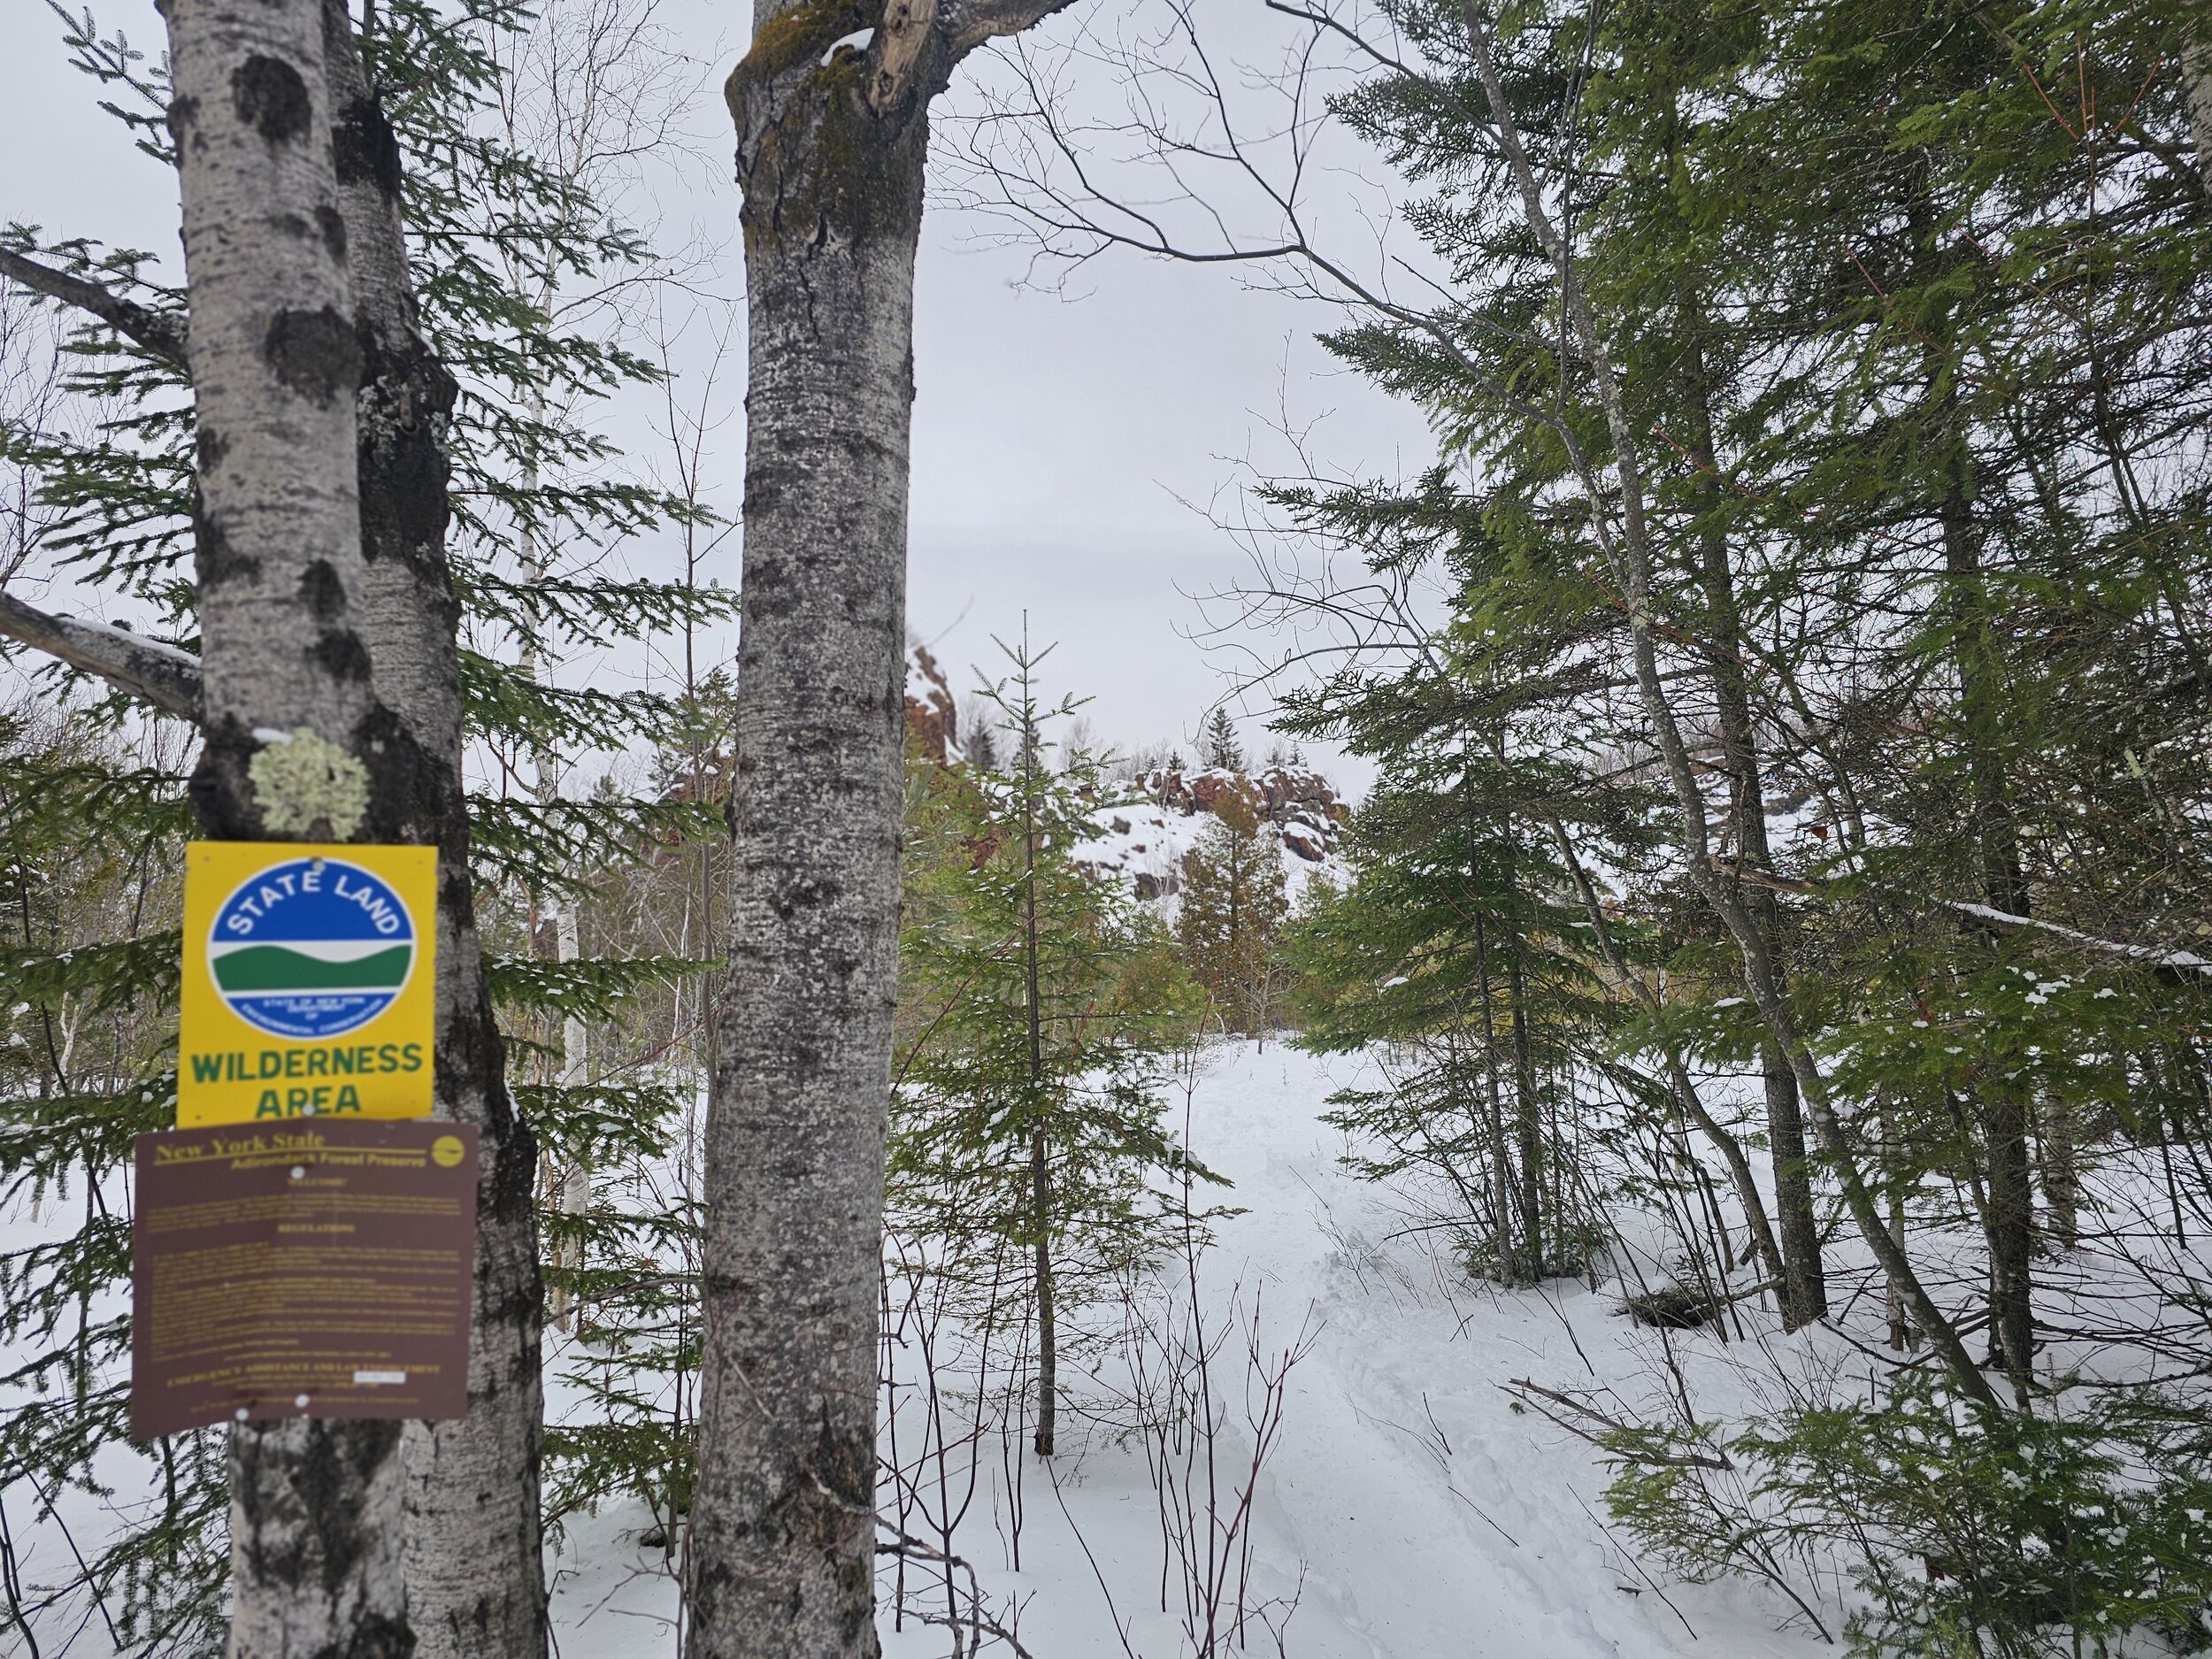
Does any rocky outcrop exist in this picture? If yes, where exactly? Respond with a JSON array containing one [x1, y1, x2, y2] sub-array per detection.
[[898, 654, 1348, 897], [1138, 766, 1343, 861]]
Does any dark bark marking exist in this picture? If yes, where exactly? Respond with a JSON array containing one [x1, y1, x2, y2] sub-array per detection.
[[188, 715, 262, 838], [300, 557, 347, 620], [314, 1612, 415, 1659], [265, 306, 364, 404], [196, 425, 230, 472], [738, 549, 799, 618], [317, 204, 349, 261], [194, 508, 263, 588], [354, 328, 460, 584], [349, 708, 466, 854], [484, 1094, 540, 1224], [232, 54, 313, 144], [348, 708, 433, 830], [230, 1420, 414, 1647], [333, 95, 405, 199], [312, 626, 373, 682], [817, 1408, 870, 1512], [166, 92, 201, 149], [304, 1422, 405, 1592], [770, 873, 843, 918]]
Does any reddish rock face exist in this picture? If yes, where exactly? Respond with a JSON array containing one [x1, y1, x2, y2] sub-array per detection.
[[1185, 771, 1246, 817]]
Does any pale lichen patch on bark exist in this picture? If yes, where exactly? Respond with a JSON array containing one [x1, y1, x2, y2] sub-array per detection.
[[249, 726, 371, 838]]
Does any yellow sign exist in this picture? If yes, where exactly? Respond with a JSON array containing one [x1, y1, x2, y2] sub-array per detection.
[[178, 842, 437, 1126]]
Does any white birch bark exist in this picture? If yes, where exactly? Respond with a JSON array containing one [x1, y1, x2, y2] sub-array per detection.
[[552, 909, 588, 1331], [692, 2, 1071, 1652], [319, 6, 550, 1651], [158, 0, 414, 1649], [227, 1422, 411, 1657], [165, 0, 371, 763]]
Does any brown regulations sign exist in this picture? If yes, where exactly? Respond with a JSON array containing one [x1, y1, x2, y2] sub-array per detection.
[[131, 1118, 478, 1439]]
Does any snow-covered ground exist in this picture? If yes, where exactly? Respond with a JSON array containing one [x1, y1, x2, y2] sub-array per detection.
[[548, 1043, 1832, 1657], [12, 1034, 2199, 1652]]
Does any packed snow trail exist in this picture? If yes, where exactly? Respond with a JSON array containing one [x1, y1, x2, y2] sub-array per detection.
[[549, 1043, 1832, 1656]]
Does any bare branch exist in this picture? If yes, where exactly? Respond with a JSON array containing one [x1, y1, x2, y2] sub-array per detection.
[[0, 248, 188, 370], [944, 0, 1080, 59], [1935, 900, 2212, 976], [1502, 1378, 1733, 1470], [1708, 856, 2212, 976], [0, 590, 202, 718]]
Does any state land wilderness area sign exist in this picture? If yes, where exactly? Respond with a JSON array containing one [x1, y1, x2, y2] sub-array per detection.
[[178, 842, 437, 1125], [130, 841, 475, 1438]]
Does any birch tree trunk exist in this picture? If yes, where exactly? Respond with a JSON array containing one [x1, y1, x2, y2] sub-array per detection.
[[1656, 85, 1829, 1333], [159, 0, 410, 1647], [2187, 35, 2212, 192], [319, 7, 549, 1651], [8, 4, 545, 1638], [694, 1, 1073, 1651], [694, 27, 926, 1659]]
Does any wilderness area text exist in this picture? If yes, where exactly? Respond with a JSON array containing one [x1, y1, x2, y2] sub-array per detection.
[[184, 1043, 427, 1116]]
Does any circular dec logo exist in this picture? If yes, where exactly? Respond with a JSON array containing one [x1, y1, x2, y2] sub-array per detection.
[[209, 856, 417, 1040]]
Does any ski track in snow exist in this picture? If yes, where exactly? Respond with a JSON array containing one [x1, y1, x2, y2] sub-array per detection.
[[548, 1043, 1831, 1657]]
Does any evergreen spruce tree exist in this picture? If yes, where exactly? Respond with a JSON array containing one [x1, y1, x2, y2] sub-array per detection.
[[895, 635, 1206, 1459], [1230, 0, 2212, 1642], [1281, 725, 1627, 1286], [1200, 706, 1243, 772], [0, 703, 211, 1649]]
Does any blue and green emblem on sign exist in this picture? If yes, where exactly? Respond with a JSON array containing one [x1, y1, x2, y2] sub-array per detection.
[[211, 856, 416, 1038], [179, 843, 438, 1126]]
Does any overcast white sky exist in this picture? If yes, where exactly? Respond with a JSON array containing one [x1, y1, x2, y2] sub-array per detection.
[[1, 0, 1435, 785]]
